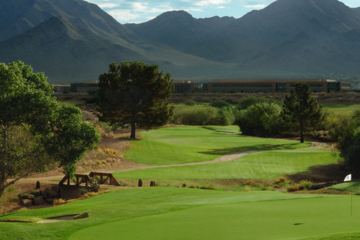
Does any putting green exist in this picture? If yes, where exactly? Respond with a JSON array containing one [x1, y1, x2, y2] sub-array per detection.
[[124, 126, 310, 165], [70, 196, 360, 240]]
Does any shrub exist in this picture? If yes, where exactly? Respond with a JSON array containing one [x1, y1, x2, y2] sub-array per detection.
[[299, 180, 313, 190], [237, 97, 281, 110], [182, 183, 187, 188], [287, 185, 300, 192], [236, 102, 285, 137], [80, 188, 88, 195], [20, 194, 30, 199], [210, 100, 231, 108], [184, 100, 196, 106], [171, 105, 218, 125], [138, 179, 143, 187], [322, 109, 360, 141], [30, 190, 37, 196], [278, 177, 287, 183], [243, 180, 258, 186], [216, 107, 236, 125]]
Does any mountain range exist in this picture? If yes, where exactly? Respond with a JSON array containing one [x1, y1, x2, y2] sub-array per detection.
[[0, 0, 360, 84]]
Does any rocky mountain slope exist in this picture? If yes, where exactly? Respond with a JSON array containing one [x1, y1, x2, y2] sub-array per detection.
[[0, 0, 360, 83]]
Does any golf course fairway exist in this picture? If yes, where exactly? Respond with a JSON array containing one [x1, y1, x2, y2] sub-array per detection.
[[115, 150, 339, 180], [69, 196, 360, 240], [124, 126, 311, 165]]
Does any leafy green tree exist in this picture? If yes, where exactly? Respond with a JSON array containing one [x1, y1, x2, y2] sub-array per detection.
[[98, 61, 174, 138], [338, 114, 360, 173], [0, 61, 100, 197], [281, 83, 324, 143], [43, 105, 101, 178]]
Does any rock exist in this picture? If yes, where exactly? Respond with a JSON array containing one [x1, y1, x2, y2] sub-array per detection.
[[74, 212, 89, 220], [45, 188, 59, 198], [40, 190, 48, 199], [51, 185, 60, 192], [21, 199, 33, 207], [45, 198, 55, 204], [29, 194, 36, 199], [33, 196, 45, 205]]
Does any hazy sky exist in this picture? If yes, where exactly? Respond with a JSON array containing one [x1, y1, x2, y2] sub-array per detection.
[[85, 0, 360, 24]]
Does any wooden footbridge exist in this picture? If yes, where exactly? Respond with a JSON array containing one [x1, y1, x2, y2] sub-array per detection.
[[59, 172, 121, 187]]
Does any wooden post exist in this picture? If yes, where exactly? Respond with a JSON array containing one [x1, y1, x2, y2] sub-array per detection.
[[67, 176, 70, 186]]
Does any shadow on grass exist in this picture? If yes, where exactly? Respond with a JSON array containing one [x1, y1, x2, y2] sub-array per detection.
[[118, 137, 141, 141], [285, 162, 347, 183], [199, 143, 303, 155]]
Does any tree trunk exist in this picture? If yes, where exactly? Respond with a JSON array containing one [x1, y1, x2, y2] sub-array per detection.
[[300, 120, 304, 143], [130, 121, 136, 139], [0, 126, 8, 198]]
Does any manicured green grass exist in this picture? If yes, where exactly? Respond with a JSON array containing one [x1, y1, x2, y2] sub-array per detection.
[[322, 104, 360, 114], [329, 182, 360, 194], [70, 196, 360, 240], [124, 126, 311, 165], [0, 188, 356, 240], [115, 150, 340, 180]]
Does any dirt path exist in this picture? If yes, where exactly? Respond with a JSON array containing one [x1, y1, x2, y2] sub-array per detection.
[[115, 151, 260, 172]]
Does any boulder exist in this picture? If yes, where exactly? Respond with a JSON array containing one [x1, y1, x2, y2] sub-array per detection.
[[45, 198, 56, 204], [40, 190, 48, 199], [29, 194, 36, 199], [33, 196, 45, 205], [21, 199, 33, 207], [74, 212, 89, 220], [51, 185, 60, 193], [45, 188, 59, 198]]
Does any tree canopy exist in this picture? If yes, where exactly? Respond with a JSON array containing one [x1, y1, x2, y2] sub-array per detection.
[[281, 83, 324, 143], [0, 61, 100, 197], [98, 61, 174, 138]]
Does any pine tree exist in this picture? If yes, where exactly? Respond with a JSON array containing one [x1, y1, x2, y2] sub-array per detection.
[[98, 62, 174, 138], [281, 83, 324, 143]]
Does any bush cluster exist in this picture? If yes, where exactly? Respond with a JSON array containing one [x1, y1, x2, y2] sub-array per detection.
[[235, 102, 285, 137], [236, 96, 281, 110], [171, 105, 237, 126]]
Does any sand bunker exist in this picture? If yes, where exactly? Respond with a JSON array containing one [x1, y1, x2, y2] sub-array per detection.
[[37, 212, 89, 223]]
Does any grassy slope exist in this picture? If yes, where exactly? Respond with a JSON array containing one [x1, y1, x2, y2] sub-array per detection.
[[0, 188, 356, 240], [124, 126, 311, 165], [115, 150, 340, 180]]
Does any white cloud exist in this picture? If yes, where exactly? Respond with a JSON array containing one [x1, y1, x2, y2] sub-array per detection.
[[245, 4, 266, 8], [217, 6, 225, 8], [108, 9, 140, 21], [133, 2, 148, 11], [194, 0, 229, 7], [98, 3, 119, 8]]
